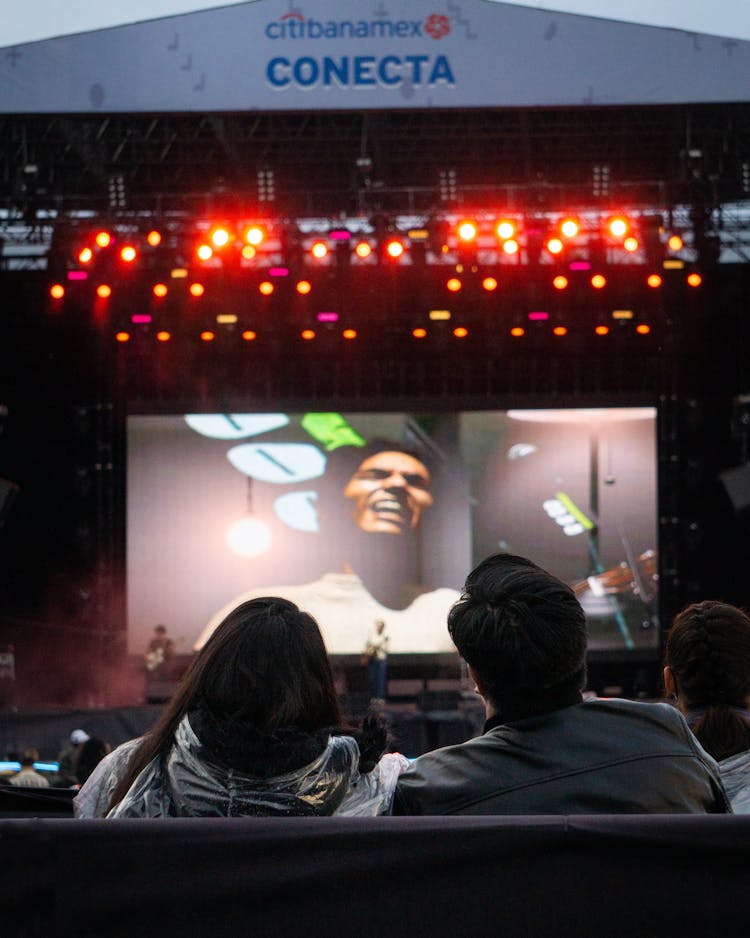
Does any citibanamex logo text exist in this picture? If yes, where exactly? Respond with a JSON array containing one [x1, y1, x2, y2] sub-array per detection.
[[265, 13, 453, 40]]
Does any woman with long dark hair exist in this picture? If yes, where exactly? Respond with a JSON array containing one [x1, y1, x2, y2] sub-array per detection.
[[664, 600, 750, 812], [75, 598, 406, 817]]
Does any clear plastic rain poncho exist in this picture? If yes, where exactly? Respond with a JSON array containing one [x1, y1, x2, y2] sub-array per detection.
[[74, 715, 408, 819]]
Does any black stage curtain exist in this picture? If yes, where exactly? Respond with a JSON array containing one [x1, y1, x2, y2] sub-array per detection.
[[2, 815, 750, 937]]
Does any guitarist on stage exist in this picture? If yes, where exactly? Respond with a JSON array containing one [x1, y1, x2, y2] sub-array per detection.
[[144, 624, 175, 680]]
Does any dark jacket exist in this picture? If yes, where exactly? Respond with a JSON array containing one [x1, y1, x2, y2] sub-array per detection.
[[394, 697, 731, 815]]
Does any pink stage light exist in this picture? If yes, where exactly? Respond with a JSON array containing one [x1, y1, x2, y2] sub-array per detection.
[[131, 314, 152, 324], [317, 312, 339, 322], [67, 271, 88, 281]]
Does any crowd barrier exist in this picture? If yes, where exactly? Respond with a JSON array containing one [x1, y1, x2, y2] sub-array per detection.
[[3, 813, 750, 937]]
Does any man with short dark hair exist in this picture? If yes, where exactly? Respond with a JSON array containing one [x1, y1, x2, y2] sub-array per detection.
[[394, 553, 730, 815]]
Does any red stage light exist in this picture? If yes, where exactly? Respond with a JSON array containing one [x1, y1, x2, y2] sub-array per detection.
[[546, 237, 564, 255], [301, 329, 316, 340], [244, 225, 265, 246], [560, 218, 580, 238], [503, 239, 519, 255], [50, 284, 65, 299], [311, 241, 328, 259], [147, 230, 162, 247], [78, 247, 93, 264], [210, 227, 231, 248], [482, 277, 498, 292], [95, 231, 112, 248], [496, 220, 516, 240], [189, 283, 205, 297], [153, 283, 168, 298], [96, 284, 112, 299], [197, 244, 213, 261], [553, 275, 568, 290], [647, 274, 662, 288], [687, 273, 702, 287], [591, 274, 607, 289], [412, 327, 427, 339], [342, 328, 357, 339], [115, 331, 130, 342], [120, 245, 137, 263], [607, 216, 629, 238], [385, 239, 404, 258], [453, 326, 468, 338], [296, 280, 312, 295]]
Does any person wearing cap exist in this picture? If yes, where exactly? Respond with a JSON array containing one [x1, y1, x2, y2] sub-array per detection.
[[394, 553, 731, 815], [53, 729, 90, 787]]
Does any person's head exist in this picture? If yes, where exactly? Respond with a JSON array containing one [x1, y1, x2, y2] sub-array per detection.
[[343, 448, 433, 534], [109, 597, 342, 812], [20, 747, 39, 768], [375, 619, 385, 634], [664, 600, 750, 761], [75, 737, 110, 785], [448, 554, 588, 717], [154, 624, 167, 636]]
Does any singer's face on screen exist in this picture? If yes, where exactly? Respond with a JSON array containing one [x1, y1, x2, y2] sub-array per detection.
[[343, 451, 433, 534]]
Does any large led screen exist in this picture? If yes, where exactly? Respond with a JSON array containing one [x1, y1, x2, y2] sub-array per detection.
[[127, 408, 658, 657]]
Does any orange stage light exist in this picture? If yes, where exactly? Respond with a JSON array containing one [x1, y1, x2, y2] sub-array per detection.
[[503, 239, 519, 255], [386, 239, 404, 258], [510, 326, 525, 337], [412, 327, 427, 339], [623, 237, 639, 252], [647, 274, 663, 288], [197, 244, 213, 261], [354, 241, 372, 259], [482, 277, 498, 292], [200, 331, 215, 342], [636, 324, 651, 335], [120, 245, 137, 263], [607, 216, 629, 238], [50, 284, 65, 299], [296, 280, 312, 295], [241, 245, 256, 260], [153, 283, 168, 298], [553, 326, 568, 336], [147, 230, 162, 247], [156, 331, 171, 342], [115, 332, 130, 343], [242, 330, 257, 341], [301, 329, 316, 340], [446, 278, 462, 292], [96, 284, 112, 299], [95, 231, 112, 248], [78, 247, 93, 264], [189, 283, 205, 297], [311, 241, 328, 259], [668, 234, 684, 251], [553, 275, 568, 290], [342, 328, 357, 339], [595, 325, 609, 336], [457, 220, 478, 241], [546, 238, 564, 255], [453, 326, 468, 338], [591, 274, 607, 289], [687, 273, 702, 287], [259, 281, 274, 296], [496, 220, 516, 240]]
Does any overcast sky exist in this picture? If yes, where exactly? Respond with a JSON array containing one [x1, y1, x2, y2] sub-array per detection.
[[3, 0, 750, 46]]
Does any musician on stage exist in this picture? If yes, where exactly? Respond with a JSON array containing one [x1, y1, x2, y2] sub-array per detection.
[[144, 625, 175, 680]]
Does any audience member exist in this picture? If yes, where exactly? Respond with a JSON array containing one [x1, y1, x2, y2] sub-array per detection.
[[10, 747, 50, 788], [394, 553, 730, 815], [54, 728, 90, 786], [74, 737, 111, 787], [664, 600, 750, 813], [75, 597, 407, 818]]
